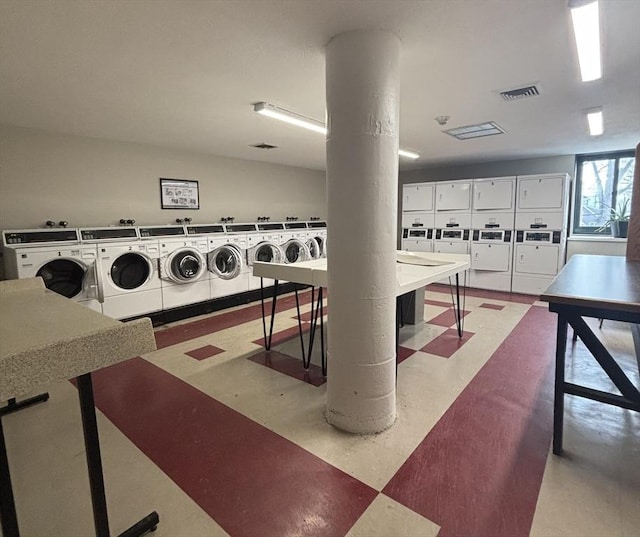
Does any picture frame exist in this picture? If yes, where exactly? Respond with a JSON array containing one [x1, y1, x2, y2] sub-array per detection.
[[159, 178, 200, 210]]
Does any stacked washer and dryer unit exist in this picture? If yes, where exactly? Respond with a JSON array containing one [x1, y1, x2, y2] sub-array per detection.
[[401, 173, 570, 295]]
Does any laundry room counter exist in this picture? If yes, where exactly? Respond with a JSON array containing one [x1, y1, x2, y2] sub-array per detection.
[[0, 277, 156, 401]]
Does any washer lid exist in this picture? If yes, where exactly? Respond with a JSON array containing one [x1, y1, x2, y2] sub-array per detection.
[[166, 248, 206, 283], [283, 239, 310, 263], [36, 258, 86, 298], [110, 252, 152, 290], [253, 242, 283, 264], [209, 245, 243, 280]]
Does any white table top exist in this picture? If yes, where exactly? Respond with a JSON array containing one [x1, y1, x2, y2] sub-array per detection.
[[0, 278, 156, 401], [253, 251, 470, 294]]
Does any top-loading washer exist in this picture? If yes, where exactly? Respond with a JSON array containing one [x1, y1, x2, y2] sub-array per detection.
[[3, 227, 102, 312], [84, 226, 162, 319], [207, 223, 253, 298], [279, 222, 311, 263], [247, 222, 285, 290], [305, 220, 327, 258], [140, 225, 210, 310]]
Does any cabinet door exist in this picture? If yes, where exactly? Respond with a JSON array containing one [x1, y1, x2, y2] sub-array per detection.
[[434, 242, 469, 254], [403, 184, 434, 212], [471, 243, 511, 271], [514, 245, 560, 275], [436, 182, 472, 211], [517, 175, 565, 210], [473, 177, 515, 211]]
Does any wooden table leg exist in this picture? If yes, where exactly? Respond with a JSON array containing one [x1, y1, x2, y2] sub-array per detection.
[[553, 313, 568, 455]]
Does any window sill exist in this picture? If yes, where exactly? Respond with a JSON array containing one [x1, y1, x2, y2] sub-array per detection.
[[568, 235, 628, 242]]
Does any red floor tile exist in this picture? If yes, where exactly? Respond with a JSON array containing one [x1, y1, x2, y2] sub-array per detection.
[[248, 349, 326, 386], [426, 308, 471, 327], [296, 306, 329, 322], [384, 306, 556, 537], [397, 346, 417, 365], [252, 324, 311, 348], [426, 284, 538, 304], [420, 328, 474, 358], [88, 358, 376, 536], [424, 298, 453, 308], [155, 290, 314, 349], [480, 302, 505, 310], [185, 344, 224, 360]]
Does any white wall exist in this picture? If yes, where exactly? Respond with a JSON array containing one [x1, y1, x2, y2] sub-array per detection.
[[566, 238, 627, 259], [0, 125, 326, 230]]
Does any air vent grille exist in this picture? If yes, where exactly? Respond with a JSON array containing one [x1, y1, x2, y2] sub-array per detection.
[[443, 121, 505, 140], [251, 143, 278, 149], [500, 85, 540, 101]]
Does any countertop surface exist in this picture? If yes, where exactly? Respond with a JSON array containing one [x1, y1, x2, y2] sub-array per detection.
[[0, 278, 156, 400]]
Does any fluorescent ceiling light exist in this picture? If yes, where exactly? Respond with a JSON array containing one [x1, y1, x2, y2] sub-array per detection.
[[570, 0, 602, 82], [443, 122, 505, 140], [253, 102, 420, 159], [587, 108, 603, 136]]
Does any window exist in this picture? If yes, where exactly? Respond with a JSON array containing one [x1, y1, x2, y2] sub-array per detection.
[[573, 150, 635, 235]]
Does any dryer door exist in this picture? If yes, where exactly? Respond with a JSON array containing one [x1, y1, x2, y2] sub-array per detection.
[[36, 258, 87, 298], [165, 248, 207, 283], [109, 252, 153, 290], [209, 245, 243, 280], [283, 239, 310, 263], [252, 242, 283, 264], [306, 238, 321, 259]]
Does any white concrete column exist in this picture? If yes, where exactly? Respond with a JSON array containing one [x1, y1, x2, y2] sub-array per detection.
[[325, 30, 400, 434]]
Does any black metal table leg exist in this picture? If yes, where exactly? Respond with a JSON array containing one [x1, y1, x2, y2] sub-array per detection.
[[319, 287, 326, 376], [0, 394, 50, 417], [553, 314, 568, 455], [261, 279, 279, 350], [0, 416, 20, 537], [295, 285, 308, 367], [77, 373, 159, 537]]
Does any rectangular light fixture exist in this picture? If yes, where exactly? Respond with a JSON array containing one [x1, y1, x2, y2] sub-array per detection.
[[443, 122, 505, 140], [253, 102, 420, 159], [570, 0, 602, 82], [587, 108, 603, 136]]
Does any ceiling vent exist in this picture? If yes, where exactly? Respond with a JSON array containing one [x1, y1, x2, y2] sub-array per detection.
[[499, 85, 540, 101], [250, 143, 278, 149], [443, 122, 505, 140]]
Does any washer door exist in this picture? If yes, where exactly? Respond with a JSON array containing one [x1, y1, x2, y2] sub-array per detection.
[[209, 245, 243, 280], [306, 238, 321, 259], [110, 252, 152, 290], [314, 235, 327, 257], [36, 258, 86, 298], [283, 239, 310, 263], [166, 248, 206, 283], [253, 242, 283, 264]]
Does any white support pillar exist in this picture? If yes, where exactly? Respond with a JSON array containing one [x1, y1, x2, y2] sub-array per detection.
[[325, 30, 400, 434]]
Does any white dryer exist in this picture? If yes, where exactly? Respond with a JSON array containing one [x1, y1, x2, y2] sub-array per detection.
[[3, 228, 102, 312], [401, 227, 434, 252], [512, 229, 566, 295], [247, 223, 285, 290], [90, 227, 162, 319], [141, 225, 210, 310], [433, 228, 471, 284], [208, 223, 253, 298], [469, 229, 514, 292], [280, 222, 311, 263], [306, 220, 327, 258]]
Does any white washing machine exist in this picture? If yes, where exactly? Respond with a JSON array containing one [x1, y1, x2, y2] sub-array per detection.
[[143, 225, 211, 310], [469, 229, 514, 292], [279, 222, 311, 263], [512, 229, 566, 295], [91, 228, 162, 319], [247, 223, 285, 290], [306, 220, 327, 258], [208, 223, 253, 298], [401, 227, 434, 252], [433, 228, 471, 284], [3, 228, 102, 312]]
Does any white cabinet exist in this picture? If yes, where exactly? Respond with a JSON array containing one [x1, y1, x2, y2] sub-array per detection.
[[473, 177, 516, 211], [435, 181, 472, 211], [471, 243, 511, 271], [517, 175, 565, 210], [403, 183, 434, 212], [514, 244, 560, 275]]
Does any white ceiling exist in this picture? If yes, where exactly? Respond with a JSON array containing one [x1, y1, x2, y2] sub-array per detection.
[[1, 0, 638, 172]]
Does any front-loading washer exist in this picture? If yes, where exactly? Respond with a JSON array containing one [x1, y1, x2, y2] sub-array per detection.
[[469, 228, 514, 292], [3, 228, 102, 312], [247, 222, 285, 290], [92, 228, 162, 319], [279, 222, 311, 263], [306, 220, 327, 258], [208, 223, 253, 298], [141, 225, 211, 310]]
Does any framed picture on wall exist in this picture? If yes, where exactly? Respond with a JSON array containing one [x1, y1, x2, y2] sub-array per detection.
[[160, 178, 200, 210]]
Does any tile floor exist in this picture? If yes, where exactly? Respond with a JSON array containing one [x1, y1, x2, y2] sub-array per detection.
[[2, 284, 639, 537]]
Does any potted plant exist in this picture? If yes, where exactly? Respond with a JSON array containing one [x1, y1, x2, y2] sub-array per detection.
[[599, 198, 630, 238]]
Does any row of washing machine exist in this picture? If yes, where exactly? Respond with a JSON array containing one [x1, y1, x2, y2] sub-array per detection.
[[2, 221, 327, 320], [401, 226, 565, 294]]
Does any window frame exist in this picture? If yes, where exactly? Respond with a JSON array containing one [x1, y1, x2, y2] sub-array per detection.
[[572, 149, 635, 236]]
